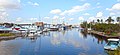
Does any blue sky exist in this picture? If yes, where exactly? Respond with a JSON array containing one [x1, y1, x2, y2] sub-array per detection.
[[0, 0, 120, 24]]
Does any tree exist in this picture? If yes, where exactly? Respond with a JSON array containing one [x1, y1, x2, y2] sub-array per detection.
[[105, 16, 114, 24], [80, 21, 87, 28], [116, 17, 120, 26], [101, 19, 103, 23], [97, 19, 100, 23]]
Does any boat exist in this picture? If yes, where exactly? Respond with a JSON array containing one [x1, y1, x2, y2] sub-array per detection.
[[43, 28, 50, 32], [11, 25, 29, 33], [49, 26, 59, 31], [0, 26, 13, 32], [104, 39, 120, 50]]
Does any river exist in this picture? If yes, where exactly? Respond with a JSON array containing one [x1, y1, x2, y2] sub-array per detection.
[[0, 28, 119, 55]]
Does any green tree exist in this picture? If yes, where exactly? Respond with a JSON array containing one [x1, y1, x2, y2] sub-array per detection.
[[97, 19, 100, 23], [116, 17, 120, 26], [101, 19, 103, 23], [105, 17, 114, 24]]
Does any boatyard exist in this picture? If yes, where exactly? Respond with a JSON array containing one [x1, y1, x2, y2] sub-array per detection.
[[0, 0, 120, 55], [0, 23, 120, 55], [0, 27, 110, 55]]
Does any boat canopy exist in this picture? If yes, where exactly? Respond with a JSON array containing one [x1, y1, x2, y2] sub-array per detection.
[[108, 39, 119, 41]]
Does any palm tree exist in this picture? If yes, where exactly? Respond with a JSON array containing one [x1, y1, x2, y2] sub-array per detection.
[[116, 17, 120, 26], [105, 16, 114, 24], [101, 19, 103, 23], [97, 19, 100, 23]]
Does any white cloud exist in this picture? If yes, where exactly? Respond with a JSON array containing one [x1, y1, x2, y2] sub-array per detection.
[[69, 18, 74, 21], [0, 11, 9, 22], [0, 0, 21, 23], [16, 17, 22, 22], [30, 18, 38, 21], [96, 12, 103, 18], [83, 13, 90, 16], [107, 3, 120, 11], [111, 3, 120, 10], [50, 9, 62, 14], [88, 16, 96, 22], [44, 17, 50, 19], [110, 13, 115, 16], [106, 3, 120, 16], [97, 2, 100, 5], [33, 3, 39, 6], [96, 6, 102, 8], [60, 3, 91, 16], [117, 0, 120, 2], [79, 17, 84, 21], [53, 16, 59, 20], [60, 17, 65, 20], [28, 2, 39, 7], [0, 0, 21, 9]]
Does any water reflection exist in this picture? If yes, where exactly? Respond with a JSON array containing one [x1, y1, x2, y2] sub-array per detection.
[[80, 31, 107, 44], [0, 38, 23, 55], [0, 28, 118, 55]]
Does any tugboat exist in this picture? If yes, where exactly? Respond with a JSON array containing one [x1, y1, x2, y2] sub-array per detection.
[[104, 39, 120, 50]]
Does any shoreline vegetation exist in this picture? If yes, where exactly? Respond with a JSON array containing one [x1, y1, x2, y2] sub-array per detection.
[[0, 33, 16, 40], [0, 33, 14, 37], [89, 30, 120, 38], [80, 16, 120, 38]]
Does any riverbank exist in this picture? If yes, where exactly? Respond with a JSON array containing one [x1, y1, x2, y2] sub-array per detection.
[[0, 33, 27, 41], [89, 30, 120, 38], [0, 33, 16, 40]]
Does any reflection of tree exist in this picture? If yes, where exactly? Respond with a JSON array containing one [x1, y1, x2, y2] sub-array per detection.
[[80, 31, 87, 39], [91, 34, 107, 44]]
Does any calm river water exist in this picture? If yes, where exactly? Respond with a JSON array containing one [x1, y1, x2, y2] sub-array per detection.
[[0, 28, 119, 55]]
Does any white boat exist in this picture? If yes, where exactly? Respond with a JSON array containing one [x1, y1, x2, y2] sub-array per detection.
[[12, 25, 29, 32], [43, 28, 49, 32], [0, 26, 13, 32], [29, 28, 37, 33], [104, 39, 120, 50], [37, 31, 43, 34]]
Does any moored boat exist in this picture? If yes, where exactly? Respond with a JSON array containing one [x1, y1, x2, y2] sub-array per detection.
[[104, 39, 120, 50]]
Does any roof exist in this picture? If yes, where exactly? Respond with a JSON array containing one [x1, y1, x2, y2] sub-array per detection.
[[108, 39, 120, 41], [0, 26, 5, 29]]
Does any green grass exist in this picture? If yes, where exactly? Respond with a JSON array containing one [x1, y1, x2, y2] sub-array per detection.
[[0, 33, 14, 37], [108, 33, 118, 36]]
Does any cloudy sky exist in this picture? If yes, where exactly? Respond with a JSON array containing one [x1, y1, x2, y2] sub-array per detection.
[[0, 0, 120, 24]]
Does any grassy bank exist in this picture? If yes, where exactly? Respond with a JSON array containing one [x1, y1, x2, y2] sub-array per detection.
[[89, 30, 120, 38], [0, 33, 14, 37]]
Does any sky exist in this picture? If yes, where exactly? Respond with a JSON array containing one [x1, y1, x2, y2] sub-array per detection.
[[0, 0, 120, 24]]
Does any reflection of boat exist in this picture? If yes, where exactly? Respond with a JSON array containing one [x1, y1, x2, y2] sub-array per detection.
[[50, 28, 59, 31], [104, 39, 120, 50], [49, 26, 59, 31], [28, 32, 37, 37]]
